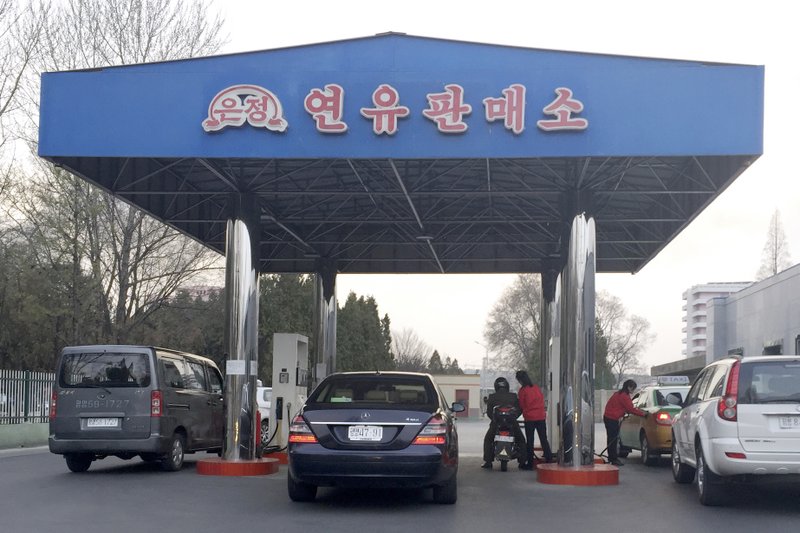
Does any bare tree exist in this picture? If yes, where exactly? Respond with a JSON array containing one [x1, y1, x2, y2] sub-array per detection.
[[3, 0, 228, 347], [483, 274, 542, 375], [391, 328, 431, 372], [756, 209, 791, 281], [596, 290, 654, 386]]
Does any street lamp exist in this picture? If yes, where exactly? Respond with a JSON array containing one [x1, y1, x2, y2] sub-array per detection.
[[474, 340, 489, 392]]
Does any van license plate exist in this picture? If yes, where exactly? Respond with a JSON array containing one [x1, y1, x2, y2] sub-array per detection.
[[348, 425, 382, 441], [779, 416, 800, 429], [87, 418, 119, 428]]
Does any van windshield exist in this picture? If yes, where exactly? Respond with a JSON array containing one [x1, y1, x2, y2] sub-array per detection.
[[60, 352, 151, 388]]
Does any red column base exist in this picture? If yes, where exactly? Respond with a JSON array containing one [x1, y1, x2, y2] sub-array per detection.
[[196, 457, 280, 476], [264, 451, 288, 464], [536, 463, 619, 486]]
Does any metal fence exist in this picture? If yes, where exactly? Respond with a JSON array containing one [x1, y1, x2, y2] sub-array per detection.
[[0, 369, 55, 424]]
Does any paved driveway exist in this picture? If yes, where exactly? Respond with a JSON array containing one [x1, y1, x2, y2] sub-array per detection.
[[2, 420, 799, 533]]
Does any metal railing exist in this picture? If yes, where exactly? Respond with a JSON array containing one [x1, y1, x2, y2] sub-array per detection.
[[0, 369, 55, 424]]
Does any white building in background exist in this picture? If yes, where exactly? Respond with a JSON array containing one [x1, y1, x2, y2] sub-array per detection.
[[682, 281, 751, 359], [706, 263, 800, 360]]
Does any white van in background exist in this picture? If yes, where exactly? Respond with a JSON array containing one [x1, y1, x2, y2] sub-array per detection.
[[256, 381, 272, 446]]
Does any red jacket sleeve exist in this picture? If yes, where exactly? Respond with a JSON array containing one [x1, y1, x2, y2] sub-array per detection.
[[621, 393, 646, 417]]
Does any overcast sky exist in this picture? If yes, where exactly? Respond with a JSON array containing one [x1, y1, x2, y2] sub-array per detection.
[[213, 0, 798, 370]]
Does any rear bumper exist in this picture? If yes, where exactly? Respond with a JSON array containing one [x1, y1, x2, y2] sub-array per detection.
[[288, 443, 457, 488], [48, 434, 171, 456], [649, 425, 675, 453], [706, 436, 800, 476]]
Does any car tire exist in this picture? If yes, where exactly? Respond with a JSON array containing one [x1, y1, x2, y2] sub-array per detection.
[[260, 420, 270, 446], [160, 433, 185, 472], [696, 442, 725, 506], [432, 475, 458, 504], [640, 432, 657, 466], [287, 470, 317, 502], [65, 453, 93, 473], [671, 441, 694, 483]]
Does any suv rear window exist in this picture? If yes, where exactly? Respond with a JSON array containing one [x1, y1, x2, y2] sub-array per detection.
[[738, 360, 800, 404], [60, 352, 151, 388], [310, 375, 436, 407]]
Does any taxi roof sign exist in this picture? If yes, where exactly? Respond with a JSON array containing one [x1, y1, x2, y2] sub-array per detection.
[[653, 375, 690, 385]]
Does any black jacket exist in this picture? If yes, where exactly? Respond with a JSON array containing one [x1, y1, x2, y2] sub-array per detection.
[[486, 390, 520, 422]]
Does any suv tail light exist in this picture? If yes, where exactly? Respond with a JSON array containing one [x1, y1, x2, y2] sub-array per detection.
[[654, 411, 672, 425], [413, 414, 447, 445], [49, 389, 57, 420], [150, 390, 163, 417], [288, 415, 317, 443], [717, 360, 740, 421]]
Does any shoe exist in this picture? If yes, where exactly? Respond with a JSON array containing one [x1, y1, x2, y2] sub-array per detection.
[[610, 459, 624, 466], [519, 463, 533, 470], [481, 461, 492, 469]]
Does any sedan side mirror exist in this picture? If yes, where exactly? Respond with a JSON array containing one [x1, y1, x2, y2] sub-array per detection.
[[451, 402, 466, 413]]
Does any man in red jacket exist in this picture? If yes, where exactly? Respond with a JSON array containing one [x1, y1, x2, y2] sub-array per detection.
[[603, 379, 647, 466]]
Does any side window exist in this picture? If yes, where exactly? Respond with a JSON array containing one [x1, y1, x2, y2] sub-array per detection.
[[704, 365, 729, 400], [684, 369, 709, 406], [208, 367, 223, 394], [185, 361, 207, 391], [162, 359, 185, 389]]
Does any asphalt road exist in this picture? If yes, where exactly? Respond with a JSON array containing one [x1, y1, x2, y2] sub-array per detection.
[[2, 420, 799, 533]]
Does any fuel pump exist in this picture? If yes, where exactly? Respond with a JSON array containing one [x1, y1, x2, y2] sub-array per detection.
[[270, 333, 310, 449]]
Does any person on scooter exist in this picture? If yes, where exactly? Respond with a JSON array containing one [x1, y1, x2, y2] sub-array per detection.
[[603, 379, 647, 466], [516, 370, 553, 468], [481, 376, 526, 469]]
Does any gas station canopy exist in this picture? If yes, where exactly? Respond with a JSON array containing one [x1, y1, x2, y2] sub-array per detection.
[[38, 33, 763, 274]]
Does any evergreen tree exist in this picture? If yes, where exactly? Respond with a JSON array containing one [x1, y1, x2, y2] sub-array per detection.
[[337, 292, 394, 371], [428, 350, 444, 373]]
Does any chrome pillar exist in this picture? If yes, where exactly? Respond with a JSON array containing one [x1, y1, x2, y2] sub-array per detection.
[[558, 214, 597, 466], [540, 269, 560, 448], [548, 274, 562, 453], [313, 259, 337, 386], [222, 194, 260, 461]]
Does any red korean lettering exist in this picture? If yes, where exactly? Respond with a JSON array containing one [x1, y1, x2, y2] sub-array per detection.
[[202, 85, 288, 133], [537, 87, 588, 131], [483, 84, 526, 134], [360, 84, 410, 135], [304, 84, 348, 133], [422, 84, 472, 133]]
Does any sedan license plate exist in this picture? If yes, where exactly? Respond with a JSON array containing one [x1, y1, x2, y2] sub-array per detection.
[[494, 435, 515, 443], [779, 416, 800, 429], [86, 417, 119, 428], [348, 425, 383, 441]]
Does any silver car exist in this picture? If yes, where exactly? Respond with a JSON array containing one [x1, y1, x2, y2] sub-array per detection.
[[671, 355, 800, 505]]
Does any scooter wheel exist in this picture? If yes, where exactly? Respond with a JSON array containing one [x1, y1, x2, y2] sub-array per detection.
[[500, 460, 508, 472]]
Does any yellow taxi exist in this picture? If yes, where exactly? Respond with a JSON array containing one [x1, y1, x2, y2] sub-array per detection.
[[618, 377, 691, 466]]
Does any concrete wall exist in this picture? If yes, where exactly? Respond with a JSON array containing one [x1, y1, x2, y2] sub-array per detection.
[[707, 263, 800, 359], [0, 423, 48, 450]]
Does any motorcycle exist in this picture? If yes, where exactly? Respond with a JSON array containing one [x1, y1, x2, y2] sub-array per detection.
[[492, 405, 523, 471]]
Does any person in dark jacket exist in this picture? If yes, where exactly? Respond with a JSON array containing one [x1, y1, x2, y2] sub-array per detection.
[[516, 370, 553, 468], [481, 376, 526, 469], [603, 379, 647, 466]]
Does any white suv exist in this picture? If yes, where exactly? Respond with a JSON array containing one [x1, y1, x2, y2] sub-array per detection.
[[671, 355, 800, 505]]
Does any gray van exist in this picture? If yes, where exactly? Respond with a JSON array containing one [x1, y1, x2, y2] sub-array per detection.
[[49, 345, 224, 472]]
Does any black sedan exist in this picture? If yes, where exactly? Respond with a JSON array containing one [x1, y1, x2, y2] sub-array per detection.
[[287, 371, 464, 504]]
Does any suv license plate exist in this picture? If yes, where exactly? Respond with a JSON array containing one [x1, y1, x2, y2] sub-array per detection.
[[86, 417, 119, 428], [348, 425, 383, 441], [779, 416, 800, 429]]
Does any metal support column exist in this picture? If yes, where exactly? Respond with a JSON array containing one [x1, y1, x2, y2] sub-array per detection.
[[557, 214, 597, 466], [313, 259, 337, 387], [540, 267, 560, 447], [222, 194, 261, 461]]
